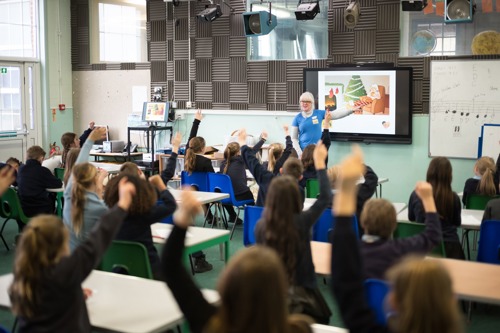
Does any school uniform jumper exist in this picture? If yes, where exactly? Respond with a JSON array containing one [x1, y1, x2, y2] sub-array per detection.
[[16, 206, 128, 333], [219, 155, 254, 219], [483, 198, 500, 221], [63, 139, 108, 251], [17, 159, 63, 218], [361, 212, 442, 280]]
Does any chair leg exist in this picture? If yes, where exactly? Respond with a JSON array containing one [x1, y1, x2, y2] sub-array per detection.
[[188, 255, 195, 275], [229, 206, 241, 240], [0, 218, 11, 251], [12, 317, 18, 333]]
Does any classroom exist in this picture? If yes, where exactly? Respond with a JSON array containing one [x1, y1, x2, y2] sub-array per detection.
[[1, 0, 500, 332]]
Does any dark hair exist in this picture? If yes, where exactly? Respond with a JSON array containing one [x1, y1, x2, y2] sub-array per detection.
[[256, 176, 302, 283], [185, 136, 206, 174], [103, 174, 156, 215], [282, 157, 303, 180], [120, 162, 140, 176], [426, 157, 455, 222], [301, 144, 315, 170], [6, 157, 20, 167], [26, 146, 46, 160]]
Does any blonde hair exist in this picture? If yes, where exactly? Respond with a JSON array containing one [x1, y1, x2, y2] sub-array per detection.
[[475, 156, 497, 196], [63, 148, 81, 185], [268, 143, 284, 172], [185, 136, 206, 174], [71, 163, 98, 235], [223, 142, 240, 174], [299, 91, 315, 105], [387, 256, 464, 333], [204, 246, 313, 333], [9, 215, 69, 318], [361, 199, 397, 238]]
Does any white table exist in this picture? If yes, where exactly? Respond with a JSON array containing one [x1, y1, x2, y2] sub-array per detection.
[[392, 202, 407, 214], [151, 223, 230, 262], [312, 324, 348, 333], [168, 189, 229, 205], [0, 270, 219, 333]]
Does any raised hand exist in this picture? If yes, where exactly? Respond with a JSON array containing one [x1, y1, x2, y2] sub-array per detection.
[[171, 132, 182, 153], [415, 181, 437, 213], [89, 127, 107, 142], [260, 130, 268, 141], [149, 174, 167, 191], [174, 188, 203, 229], [237, 128, 248, 147], [194, 109, 203, 121], [283, 125, 289, 136], [313, 140, 327, 170]]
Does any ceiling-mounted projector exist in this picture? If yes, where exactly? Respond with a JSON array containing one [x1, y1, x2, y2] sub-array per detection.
[[344, 1, 360, 29], [295, 1, 320, 20], [401, 0, 428, 11], [445, 0, 474, 23]]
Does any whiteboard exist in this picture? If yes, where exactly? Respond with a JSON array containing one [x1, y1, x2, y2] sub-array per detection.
[[480, 124, 500, 159], [429, 60, 500, 158]]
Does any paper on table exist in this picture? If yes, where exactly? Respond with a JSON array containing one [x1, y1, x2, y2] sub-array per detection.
[[462, 214, 482, 226], [152, 228, 193, 239]]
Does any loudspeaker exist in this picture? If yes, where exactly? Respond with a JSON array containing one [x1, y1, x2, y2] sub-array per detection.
[[401, 0, 428, 11], [445, 0, 473, 23], [243, 11, 277, 36], [344, 2, 360, 30]]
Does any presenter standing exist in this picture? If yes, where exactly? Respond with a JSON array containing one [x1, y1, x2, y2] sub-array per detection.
[[291, 91, 352, 156]]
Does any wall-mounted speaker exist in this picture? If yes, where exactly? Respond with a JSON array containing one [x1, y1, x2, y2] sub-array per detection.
[[445, 0, 473, 23], [344, 2, 360, 30], [401, 0, 428, 11]]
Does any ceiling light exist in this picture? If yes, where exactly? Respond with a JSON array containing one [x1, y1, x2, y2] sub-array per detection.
[[243, 2, 277, 37]]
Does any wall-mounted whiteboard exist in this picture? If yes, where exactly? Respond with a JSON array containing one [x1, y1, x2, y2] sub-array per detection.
[[429, 60, 500, 159], [480, 124, 500, 159]]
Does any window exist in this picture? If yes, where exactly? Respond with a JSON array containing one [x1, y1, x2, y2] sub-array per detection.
[[91, 0, 147, 63], [247, 1, 328, 61], [0, 0, 39, 59]]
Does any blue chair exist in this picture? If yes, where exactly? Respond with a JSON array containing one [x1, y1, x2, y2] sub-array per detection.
[[312, 209, 359, 242], [364, 278, 390, 325], [208, 173, 255, 239], [180, 171, 209, 191], [477, 220, 500, 265], [243, 206, 264, 246]]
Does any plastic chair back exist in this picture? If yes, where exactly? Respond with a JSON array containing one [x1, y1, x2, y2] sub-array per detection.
[[306, 178, 319, 198], [364, 279, 390, 325], [100, 240, 153, 279], [465, 194, 500, 210], [1, 187, 30, 226], [477, 220, 500, 265], [393, 221, 446, 257], [156, 200, 173, 224], [180, 171, 209, 191], [54, 167, 65, 181], [313, 209, 358, 242], [208, 173, 235, 205], [243, 206, 264, 246]]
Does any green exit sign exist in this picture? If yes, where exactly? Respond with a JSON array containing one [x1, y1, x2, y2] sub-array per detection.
[[0, 68, 7, 74]]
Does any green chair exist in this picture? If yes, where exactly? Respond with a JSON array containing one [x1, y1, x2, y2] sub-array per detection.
[[306, 178, 319, 199], [393, 221, 446, 257], [99, 240, 153, 279], [0, 187, 30, 251], [465, 194, 500, 210], [54, 167, 65, 181]]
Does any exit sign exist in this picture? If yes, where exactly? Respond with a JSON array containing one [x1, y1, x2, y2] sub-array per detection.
[[0, 68, 7, 74]]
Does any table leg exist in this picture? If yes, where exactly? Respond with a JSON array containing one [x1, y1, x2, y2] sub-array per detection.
[[224, 239, 230, 262]]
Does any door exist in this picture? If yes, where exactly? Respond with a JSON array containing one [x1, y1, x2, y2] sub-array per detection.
[[0, 62, 40, 162]]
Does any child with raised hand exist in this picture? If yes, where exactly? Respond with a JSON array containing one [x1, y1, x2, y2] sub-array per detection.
[[60, 121, 95, 167], [330, 146, 463, 333], [239, 128, 304, 206], [264, 125, 294, 175], [360, 182, 442, 279], [219, 141, 255, 224], [160, 132, 182, 185], [462, 156, 498, 206], [255, 140, 332, 324], [162, 189, 314, 333], [63, 127, 108, 250], [9, 177, 135, 333], [104, 173, 176, 280]]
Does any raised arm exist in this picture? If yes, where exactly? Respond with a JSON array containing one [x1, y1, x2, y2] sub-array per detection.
[[238, 129, 273, 186], [79, 121, 95, 147], [252, 130, 267, 152], [161, 132, 182, 184], [273, 125, 293, 174], [162, 189, 217, 333], [290, 125, 302, 157], [187, 109, 203, 147], [331, 145, 386, 333]]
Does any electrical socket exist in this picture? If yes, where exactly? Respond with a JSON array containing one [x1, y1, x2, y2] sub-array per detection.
[[175, 111, 185, 120], [186, 101, 193, 108]]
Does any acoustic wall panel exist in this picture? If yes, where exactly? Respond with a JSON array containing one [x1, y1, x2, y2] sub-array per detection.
[[356, 6, 377, 30], [195, 38, 213, 58], [267, 83, 287, 104], [195, 82, 213, 101], [174, 40, 189, 59], [92, 64, 106, 70], [249, 104, 268, 111], [413, 80, 423, 103], [307, 60, 328, 68], [229, 37, 246, 57], [196, 21, 212, 38], [229, 14, 244, 37], [287, 81, 303, 105], [214, 36, 230, 58], [167, 61, 174, 81], [212, 59, 230, 81], [247, 62, 268, 81], [332, 54, 354, 63], [286, 61, 307, 81], [212, 103, 231, 110], [375, 53, 399, 64], [212, 16, 231, 36], [229, 84, 248, 103], [196, 59, 212, 82], [173, 2, 189, 19], [230, 57, 247, 83], [213, 82, 230, 103], [197, 102, 213, 109], [174, 19, 189, 40], [230, 103, 248, 110], [166, 20, 174, 40], [167, 40, 173, 61], [190, 59, 196, 81], [148, 0, 166, 21], [421, 79, 430, 102], [106, 64, 120, 70], [150, 20, 166, 41], [377, 4, 400, 31], [376, 31, 400, 53], [354, 30, 376, 55], [248, 82, 267, 104], [151, 61, 167, 82], [331, 8, 349, 33], [150, 41, 167, 61], [268, 61, 286, 83], [120, 63, 136, 70], [136, 63, 151, 70], [331, 32, 355, 54], [174, 81, 189, 100], [397, 58, 424, 80], [174, 60, 189, 81]]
